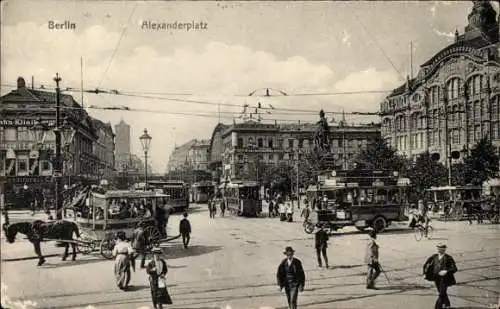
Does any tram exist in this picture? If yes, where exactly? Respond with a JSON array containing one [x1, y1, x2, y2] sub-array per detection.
[[190, 181, 216, 203], [221, 180, 262, 217], [305, 170, 410, 233], [425, 185, 484, 220], [147, 180, 190, 211]]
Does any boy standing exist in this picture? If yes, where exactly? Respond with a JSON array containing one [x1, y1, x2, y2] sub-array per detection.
[[179, 212, 192, 249]]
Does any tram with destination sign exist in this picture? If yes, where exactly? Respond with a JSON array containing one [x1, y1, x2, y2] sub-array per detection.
[[146, 180, 190, 211], [190, 181, 216, 203], [304, 170, 411, 233], [221, 180, 262, 217]]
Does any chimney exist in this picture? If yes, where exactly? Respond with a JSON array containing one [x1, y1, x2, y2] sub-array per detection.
[[455, 29, 459, 42], [17, 77, 26, 89]]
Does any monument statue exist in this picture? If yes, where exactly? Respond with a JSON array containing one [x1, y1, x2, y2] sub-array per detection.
[[314, 109, 330, 153]]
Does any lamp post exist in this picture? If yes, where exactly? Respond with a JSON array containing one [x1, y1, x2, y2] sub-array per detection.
[[139, 129, 152, 191]]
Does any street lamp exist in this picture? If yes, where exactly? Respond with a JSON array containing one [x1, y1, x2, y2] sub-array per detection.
[[139, 129, 152, 191]]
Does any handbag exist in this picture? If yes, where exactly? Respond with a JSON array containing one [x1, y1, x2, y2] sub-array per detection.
[[158, 278, 166, 288]]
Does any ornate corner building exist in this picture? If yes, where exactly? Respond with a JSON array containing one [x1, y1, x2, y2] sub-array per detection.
[[0, 77, 115, 209], [380, 1, 500, 166], [208, 120, 380, 182]]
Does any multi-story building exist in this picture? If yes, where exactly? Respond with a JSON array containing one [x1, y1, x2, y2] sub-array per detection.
[[114, 119, 131, 172], [380, 1, 500, 167], [166, 139, 202, 172], [0, 77, 103, 208], [186, 139, 210, 171], [90, 118, 115, 180], [208, 119, 380, 181]]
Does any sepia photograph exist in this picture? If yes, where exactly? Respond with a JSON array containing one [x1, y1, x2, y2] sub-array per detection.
[[0, 1, 499, 308]]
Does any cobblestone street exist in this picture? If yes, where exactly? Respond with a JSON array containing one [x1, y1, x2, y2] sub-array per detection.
[[2, 205, 499, 309]]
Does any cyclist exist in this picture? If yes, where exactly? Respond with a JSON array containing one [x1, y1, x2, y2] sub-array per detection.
[[416, 199, 431, 238]]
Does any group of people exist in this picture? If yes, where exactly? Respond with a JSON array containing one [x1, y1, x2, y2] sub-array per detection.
[[110, 211, 193, 308], [207, 196, 226, 218], [277, 230, 458, 309], [112, 231, 172, 309], [267, 197, 296, 222]]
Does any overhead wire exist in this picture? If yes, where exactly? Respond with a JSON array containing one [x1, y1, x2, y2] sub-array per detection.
[[97, 5, 137, 88]]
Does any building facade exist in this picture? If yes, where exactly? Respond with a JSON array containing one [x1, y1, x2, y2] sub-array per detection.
[[91, 118, 115, 180], [380, 1, 500, 167], [166, 139, 201, 172], [0, 77, 106, 208], [208, 119, 380, 181], [186, 139, 210, 171]]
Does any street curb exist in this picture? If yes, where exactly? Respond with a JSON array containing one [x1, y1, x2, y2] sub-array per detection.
[[2, 253, 60, 262]]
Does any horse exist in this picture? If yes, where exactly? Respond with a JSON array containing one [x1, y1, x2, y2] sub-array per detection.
[[3, 220, 81, 266]]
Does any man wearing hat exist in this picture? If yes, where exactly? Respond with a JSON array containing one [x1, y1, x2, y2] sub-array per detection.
[[423, 243, 458, 309], [364, 230, 380, 289], [276, 246, 306, 309]]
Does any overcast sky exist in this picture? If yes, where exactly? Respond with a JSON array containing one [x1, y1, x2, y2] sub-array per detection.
[[1, 0, 497, 172]]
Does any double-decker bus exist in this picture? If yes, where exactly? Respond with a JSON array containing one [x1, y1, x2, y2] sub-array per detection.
[[222, 180, 262, 217], [190, 181, 216, 203], [306, 170, 410, 233], [147, 180, 189, 211]]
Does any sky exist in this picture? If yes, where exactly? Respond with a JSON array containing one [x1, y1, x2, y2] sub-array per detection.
[[1, 0, 498, 173]]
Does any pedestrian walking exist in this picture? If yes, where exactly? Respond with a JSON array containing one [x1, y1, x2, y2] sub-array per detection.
[[365, 230, 380, 289], [268, 199, 274, 218], [155, 204, 166, 238], [301, 203, 311, 223], [279, 201, 286, 221], [315, 226, 329, 268], [131, 224, 147, 270], [423, 243, 458, 309], [179, 212, 191, 249], [208, 197, 214, 218], [276, 246, 305, 309], [146, 247, 173, 309], [286, 202, 294, 222], [220, 197, 226, 217], [112, 231, 134, 290]]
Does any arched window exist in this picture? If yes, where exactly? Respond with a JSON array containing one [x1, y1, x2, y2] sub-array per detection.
[[447, 78, 460, 100], [468, 75, 483, 95], [429, 86, 440, 106]]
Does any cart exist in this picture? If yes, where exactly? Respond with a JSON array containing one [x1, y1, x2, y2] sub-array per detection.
[[71, 190, 174, 259]]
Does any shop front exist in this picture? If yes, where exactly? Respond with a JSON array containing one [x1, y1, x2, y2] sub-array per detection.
[[2, 176, 54, 210]]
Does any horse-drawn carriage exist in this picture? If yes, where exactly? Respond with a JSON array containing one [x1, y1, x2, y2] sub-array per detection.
[[72, 190, 178, 259], [3, 189, 177, 265]]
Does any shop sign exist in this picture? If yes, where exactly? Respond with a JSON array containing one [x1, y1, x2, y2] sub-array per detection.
[[5, 176, 53, 184], [0, 119, 56, 127]]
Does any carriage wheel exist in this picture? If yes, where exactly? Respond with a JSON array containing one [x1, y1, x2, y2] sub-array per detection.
[[144, 226, 162, 248], [303, 221, 315, 234], [100, 238, 116, 260], [76, 237, 95, 255]]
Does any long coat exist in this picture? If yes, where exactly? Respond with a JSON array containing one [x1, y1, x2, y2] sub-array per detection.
[[276, 258, 306, 289], [423, 253, 457, 286], [364, 239, 379, 265], [146, 258, 173, 305], [131, 227, 146, 251]]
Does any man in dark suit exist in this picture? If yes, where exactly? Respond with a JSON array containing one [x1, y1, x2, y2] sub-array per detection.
[[131, 224, 147, 270], [315, 226, 329, 268], [365, 230, 380, 289], [423, 243, 458, 309], [277, 246, 305, 309]]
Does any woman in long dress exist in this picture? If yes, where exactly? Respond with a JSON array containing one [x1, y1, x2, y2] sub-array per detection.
[[112, 231, 134, 290], [146, 247, 172, 309]]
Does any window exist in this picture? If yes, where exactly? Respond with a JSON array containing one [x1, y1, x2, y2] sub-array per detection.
[[17, 158, 28, 173], [268, 139, 273, 149], [237, 138, 243, 148], [42, 161, 51, 171], [268, 154, 273, 161], [298, 139, 304, 148], [468, 75, 483, 95], [278, 139, 284, 149], [17, 127, 30, 141], [0, 127, 4, 143], [288, 139, 294, 149], [0, 157, 4, 175], [257, 138, 263, 148], [4, 128, 16, 142], [447, 78, 460, 100]]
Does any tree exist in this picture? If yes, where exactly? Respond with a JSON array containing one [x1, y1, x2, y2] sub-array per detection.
[[408, 151, 447, 198], [462, 136, 499, 186], [354, 136, 409, 172]]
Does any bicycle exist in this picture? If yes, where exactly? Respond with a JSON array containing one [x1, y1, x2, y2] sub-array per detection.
[[414, 223, 434, 241]]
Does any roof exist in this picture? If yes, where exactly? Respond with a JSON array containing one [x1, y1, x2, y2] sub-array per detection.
[[426, 185, 482, 191], [93, 190, 169, 198], [90, 117, 114, 135]]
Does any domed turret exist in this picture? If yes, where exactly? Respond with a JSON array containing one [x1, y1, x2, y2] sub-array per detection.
[[464, 0, 499, 42]]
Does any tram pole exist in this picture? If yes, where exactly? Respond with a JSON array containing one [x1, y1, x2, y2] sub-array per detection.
[[54, 73, 63, 220]]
